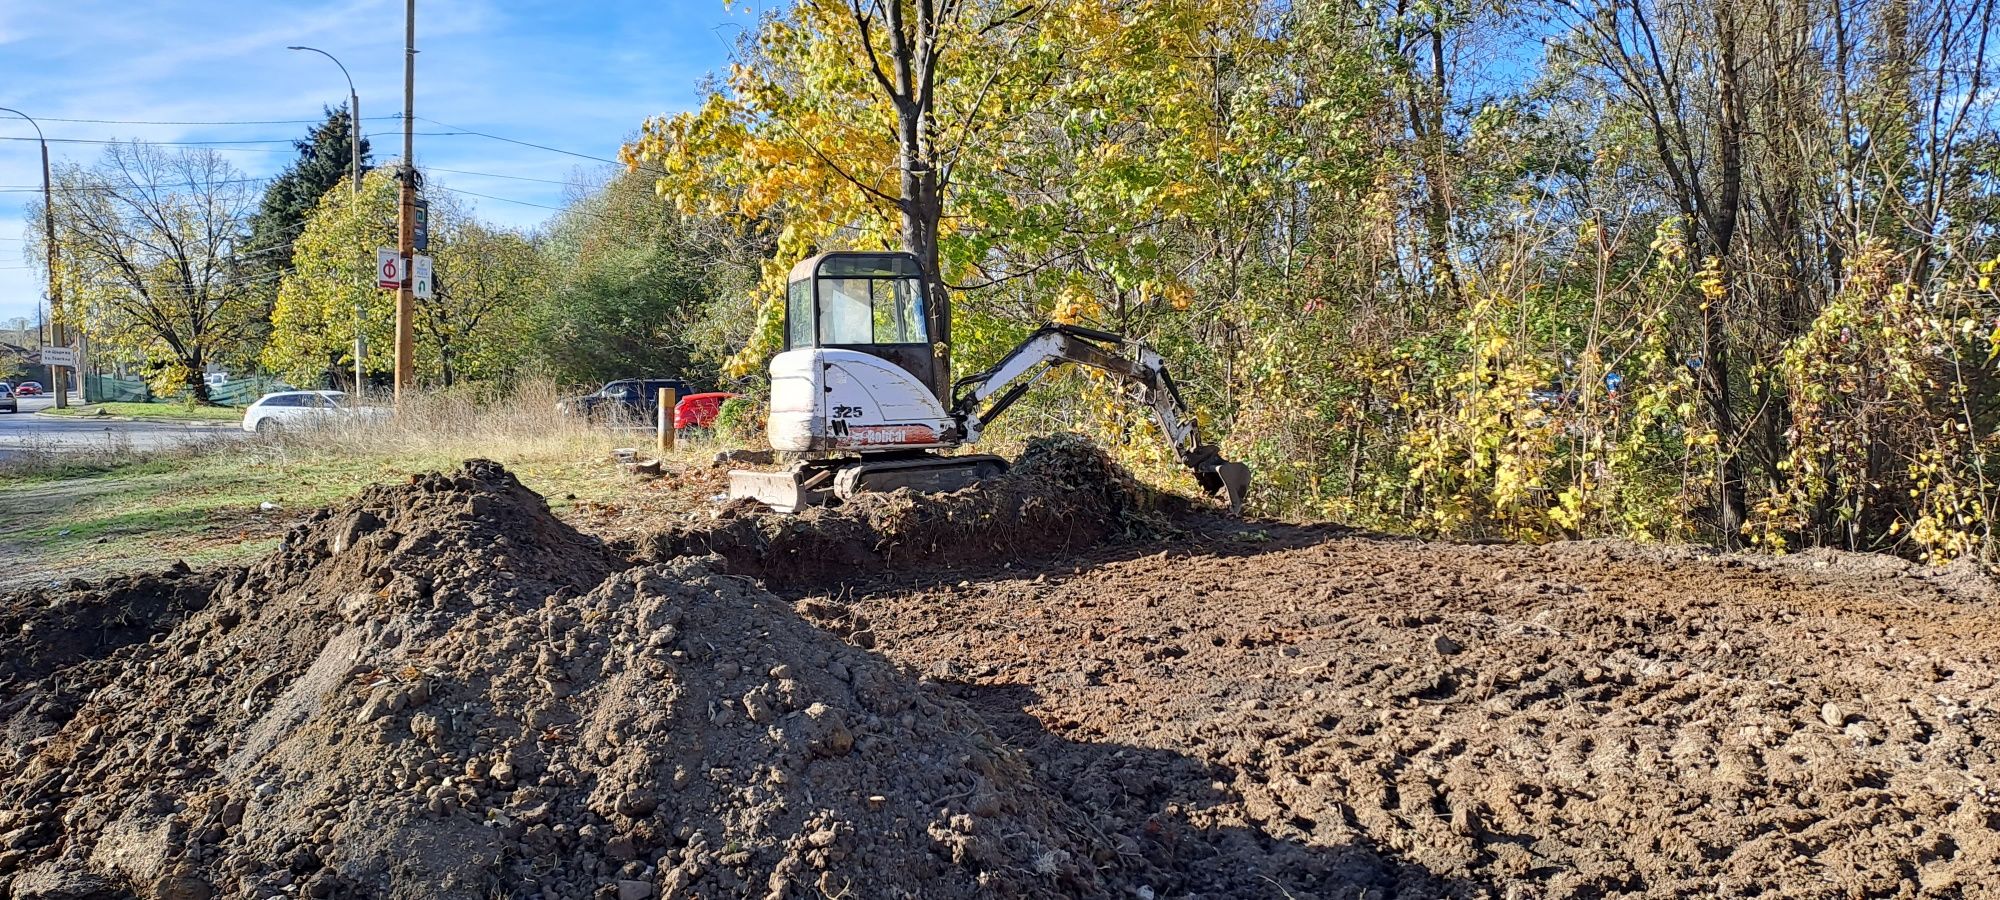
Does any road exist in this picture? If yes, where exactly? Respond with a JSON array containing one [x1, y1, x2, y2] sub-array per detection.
[[0, 397, 245, 464]]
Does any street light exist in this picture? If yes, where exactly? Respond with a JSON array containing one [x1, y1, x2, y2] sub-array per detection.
[[288, 45, 367, 403], [0, 107, 70, 409]]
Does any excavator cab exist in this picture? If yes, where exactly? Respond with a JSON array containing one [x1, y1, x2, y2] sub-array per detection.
[[784, 252, 941, 399]]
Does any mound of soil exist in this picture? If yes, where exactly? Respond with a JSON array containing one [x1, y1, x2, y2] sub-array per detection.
[[0, 567, 232, 767], [640, 434, 1177, 588], [0, 461, 1119, 900]]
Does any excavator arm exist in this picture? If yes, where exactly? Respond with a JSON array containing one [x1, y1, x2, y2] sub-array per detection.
[[949, 324, 1253, 513]]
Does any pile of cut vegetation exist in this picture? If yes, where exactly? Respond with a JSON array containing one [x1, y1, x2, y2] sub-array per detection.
[[640, 433, 1176, 587], [0, 461, 1117, 900]]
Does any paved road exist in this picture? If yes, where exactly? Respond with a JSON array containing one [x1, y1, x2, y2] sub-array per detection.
[[0, 397, 245, 464]]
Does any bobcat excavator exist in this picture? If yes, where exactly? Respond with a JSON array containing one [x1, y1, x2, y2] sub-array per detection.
[[727, 251, 1253, 514]]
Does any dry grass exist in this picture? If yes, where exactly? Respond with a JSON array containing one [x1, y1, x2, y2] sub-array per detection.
[[0, 380, 734, 589]]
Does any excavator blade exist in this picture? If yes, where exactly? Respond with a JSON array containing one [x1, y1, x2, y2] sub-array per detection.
[[1217, 461, 1252, 516]]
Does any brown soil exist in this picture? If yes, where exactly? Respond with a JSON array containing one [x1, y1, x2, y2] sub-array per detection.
[[5, 443, 2000, 899], [818, 531, 2000, 898], [634, 434, 1180, 589], [0, 459, 1127, 900]]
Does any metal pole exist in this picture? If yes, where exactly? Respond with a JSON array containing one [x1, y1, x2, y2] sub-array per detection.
[[0, 108, 67, 409], [351, 88, 365, 403], [288, 46, 367, 405], [394, 0, 417, 404]]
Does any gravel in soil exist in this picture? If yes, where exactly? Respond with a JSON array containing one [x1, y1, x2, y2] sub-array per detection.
[[0, 460, 1126, 900]]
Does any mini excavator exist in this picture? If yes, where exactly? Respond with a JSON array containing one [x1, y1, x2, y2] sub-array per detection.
[[727, 251, 1253, 514]]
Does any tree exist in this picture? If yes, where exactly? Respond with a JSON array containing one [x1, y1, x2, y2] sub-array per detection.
[[42, 143, 262, 401], [526, 167, 761, 388], [423, 212, 538, 387], [267, 169, 541, 388], [264, 168, 396, 385], [626, 0, 1035, 389], [244, 108, 373, 274]]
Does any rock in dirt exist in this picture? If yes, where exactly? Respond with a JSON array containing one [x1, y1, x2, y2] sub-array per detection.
[[0, 460, 1120, 899]]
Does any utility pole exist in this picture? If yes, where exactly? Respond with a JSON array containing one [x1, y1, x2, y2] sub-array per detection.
[[289, 46, 366, 403], [394, 0, 417, 404], [0, 108, 69, 409]]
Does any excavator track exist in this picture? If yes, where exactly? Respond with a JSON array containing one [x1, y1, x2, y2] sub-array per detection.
[[729, 453, 1009, 512]]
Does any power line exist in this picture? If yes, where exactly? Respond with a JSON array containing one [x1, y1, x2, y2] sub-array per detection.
[[0, 135, 302, 147], [428, 184, 567, 213], [408, 116, 629, 167], [424, 166, 583, 186], [0, 176, 277, 194], [30, 115, 401, 126]]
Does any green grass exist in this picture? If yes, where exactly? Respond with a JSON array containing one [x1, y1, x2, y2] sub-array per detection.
[[39, 401, 243, 422], [0, 438, 703, 591], [0, 380, 729, 589]]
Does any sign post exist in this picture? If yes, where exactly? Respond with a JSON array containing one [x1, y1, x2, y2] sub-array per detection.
[[37, 345, 78, 369], [657, 388, 677, 453]]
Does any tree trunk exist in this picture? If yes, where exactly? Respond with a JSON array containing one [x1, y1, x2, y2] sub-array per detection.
[[1705, 3, 1749, 546]]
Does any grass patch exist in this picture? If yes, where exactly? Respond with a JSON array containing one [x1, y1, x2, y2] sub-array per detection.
[[39, 401, 243, 422], [0, 380, 721, 588]]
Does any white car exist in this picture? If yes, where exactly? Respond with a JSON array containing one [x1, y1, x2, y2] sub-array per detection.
[[242, 391, 386, 434]]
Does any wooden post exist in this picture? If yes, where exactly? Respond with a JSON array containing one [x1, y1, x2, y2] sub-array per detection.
[[657, 388, 677, 453]]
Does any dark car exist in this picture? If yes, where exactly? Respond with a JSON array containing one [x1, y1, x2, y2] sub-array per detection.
[[0, 383, 15, 414], [557, 378, 695, 424]]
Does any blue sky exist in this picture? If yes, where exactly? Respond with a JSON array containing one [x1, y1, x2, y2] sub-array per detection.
[[0, 0, 757, 326]]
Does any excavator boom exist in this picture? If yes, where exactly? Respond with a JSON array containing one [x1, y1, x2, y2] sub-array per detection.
[[950, 324, 1252, 513]]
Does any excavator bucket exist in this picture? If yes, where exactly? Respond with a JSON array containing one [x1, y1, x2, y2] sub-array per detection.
[[1217, 461, 1252, 516]]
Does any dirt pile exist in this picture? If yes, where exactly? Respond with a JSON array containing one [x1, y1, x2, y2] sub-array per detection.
[[1, 566, 231, 761], [640, 434, 1176, 587], [0, 461, 1120, 900]]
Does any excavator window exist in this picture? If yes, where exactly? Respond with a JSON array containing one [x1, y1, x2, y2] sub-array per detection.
[[785, 252, 930, 350], [786, 280, 813, 348], [822, 278, 876, 344]]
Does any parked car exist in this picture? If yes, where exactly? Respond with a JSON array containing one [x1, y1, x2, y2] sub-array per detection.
[[0, 383, 15, 414], [242, 390, 387, 434], [557, 378, 695, 424], [16, 381, 42, 396], [674, 391, 737, 434]]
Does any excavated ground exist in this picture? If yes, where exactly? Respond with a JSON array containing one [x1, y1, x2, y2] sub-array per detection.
[[4, 438, 2000, 899], [813, 530, 2000, 898]]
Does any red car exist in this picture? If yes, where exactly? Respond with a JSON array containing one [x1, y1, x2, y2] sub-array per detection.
[[673, 392, 737, 431], [15, 381, 41, 396]]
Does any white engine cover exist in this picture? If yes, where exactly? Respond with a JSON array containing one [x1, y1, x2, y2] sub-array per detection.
[[768, 348, 954, 452]]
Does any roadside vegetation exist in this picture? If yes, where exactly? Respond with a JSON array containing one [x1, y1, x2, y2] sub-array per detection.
[[36, 402, 242, 422], [0, 382, 720, 588]]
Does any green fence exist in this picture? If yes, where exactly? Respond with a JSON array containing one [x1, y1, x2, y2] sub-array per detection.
[[207, 377, 294, 407], [83, 374, 293, 407], [86, 373, 152, 402]]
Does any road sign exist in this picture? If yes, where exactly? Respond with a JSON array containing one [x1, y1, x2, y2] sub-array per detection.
[[377, 249, 406, 290], [413, 198, 429, 252], [38, 346, 78, 368], [412, 255, 434, 300]]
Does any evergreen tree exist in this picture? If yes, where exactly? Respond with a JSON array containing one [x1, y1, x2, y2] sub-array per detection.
[[244, 107, 373, 274]]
